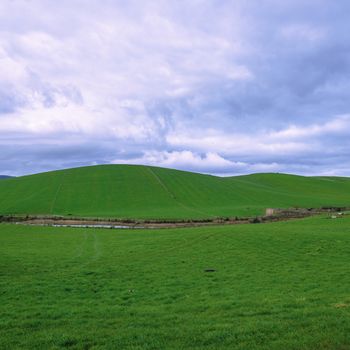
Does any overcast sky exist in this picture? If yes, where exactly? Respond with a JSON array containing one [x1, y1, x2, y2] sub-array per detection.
[[1, 0, 350, 176]]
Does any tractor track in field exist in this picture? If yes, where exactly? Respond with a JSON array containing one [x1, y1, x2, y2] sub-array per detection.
[[50, 172, 65, 214], [146, 167, 214, 218], [69, 231, 103, 274]]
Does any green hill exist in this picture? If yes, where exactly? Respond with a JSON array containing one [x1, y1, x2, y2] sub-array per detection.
[[0, 164, 349, 219]]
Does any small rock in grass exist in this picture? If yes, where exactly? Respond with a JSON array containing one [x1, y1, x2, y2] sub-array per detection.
[[204, 268, 216, 272]]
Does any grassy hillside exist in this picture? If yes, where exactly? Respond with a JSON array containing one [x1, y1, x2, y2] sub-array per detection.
[[1, 217, 350, 349], [0, 175, 13, 179], [0, 164, 349, 219]]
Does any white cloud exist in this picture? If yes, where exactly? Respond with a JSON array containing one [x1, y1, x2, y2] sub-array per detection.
[[0, 2, 251, 140], [111, 150, 284, 176], [166, 130, 311, 157], [270, 115, 350, 139], [0, 48, 28, 84], [165, 115, 350, 160], [112, 150, 237, 170]]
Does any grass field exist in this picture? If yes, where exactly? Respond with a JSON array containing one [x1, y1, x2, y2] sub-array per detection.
[[0, 165, 350, 220], [1, 216, 350, 349]]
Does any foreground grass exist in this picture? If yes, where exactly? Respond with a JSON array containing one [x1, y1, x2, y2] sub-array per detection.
[[1, 217, 350, 349]]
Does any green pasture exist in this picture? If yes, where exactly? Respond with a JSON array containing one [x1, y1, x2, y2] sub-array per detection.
[[0, 165, 349, 219], [1, 216, 350, 349]]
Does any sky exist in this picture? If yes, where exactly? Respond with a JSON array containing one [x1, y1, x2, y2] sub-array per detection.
[[1, 0, 350, 176]]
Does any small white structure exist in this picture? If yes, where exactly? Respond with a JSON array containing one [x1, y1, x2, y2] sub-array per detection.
[[265, 208, 276, 216]]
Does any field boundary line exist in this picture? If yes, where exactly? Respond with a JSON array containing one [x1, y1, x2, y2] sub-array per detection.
[[147, 167, 176, 199], [50, 173, 65, 214], [146, 167, 215, 218]]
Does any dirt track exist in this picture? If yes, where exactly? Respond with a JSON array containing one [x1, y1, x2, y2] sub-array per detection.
[[13, 217, 251, 229], [1, 207, 346, 229], [1, 214, 326, 229]]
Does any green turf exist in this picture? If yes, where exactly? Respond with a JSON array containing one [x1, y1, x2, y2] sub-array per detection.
[[1, 216, 350, 349], [0, 164, 350, 219]]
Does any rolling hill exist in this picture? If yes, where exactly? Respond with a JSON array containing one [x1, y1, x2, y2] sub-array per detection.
[[0, 164, 349, 219]]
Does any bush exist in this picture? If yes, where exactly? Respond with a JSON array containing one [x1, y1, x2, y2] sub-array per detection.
[[250, 217, 261, 224]]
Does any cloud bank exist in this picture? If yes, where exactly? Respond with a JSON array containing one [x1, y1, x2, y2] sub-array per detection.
[[1, 0, 350, 176]]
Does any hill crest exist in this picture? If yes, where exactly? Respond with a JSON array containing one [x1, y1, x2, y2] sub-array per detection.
[[0, 164, 349, 219]]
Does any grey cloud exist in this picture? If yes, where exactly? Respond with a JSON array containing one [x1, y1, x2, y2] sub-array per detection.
[[0, 88, 24, 114], [1, 0, 350, 176]]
